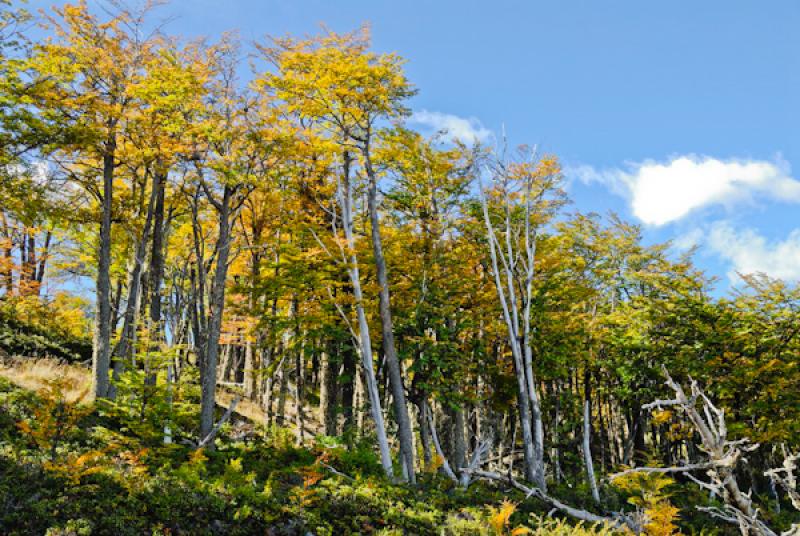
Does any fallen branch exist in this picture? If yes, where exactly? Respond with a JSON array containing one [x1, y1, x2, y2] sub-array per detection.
[[459, 439, 491, 488], [321, 463, 354, 481], [466, 468, 640, 533], [197, 395, 240, 449], [607, 461, 717, 481]]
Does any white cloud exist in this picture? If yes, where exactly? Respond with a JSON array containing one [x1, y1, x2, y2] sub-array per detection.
[[707, 222, 800, 282], [408, 110, 492, 145], [672, 227, 704, 252], [573, 155, 800, 226]]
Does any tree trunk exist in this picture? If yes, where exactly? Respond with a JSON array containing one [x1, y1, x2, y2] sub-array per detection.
[[110, 170, 159, 398], [453, 404, 467, 473], [93, 146, 115, 399], [583, 399, 600, 504], [339, 151, 393, 477], [0, 212, 13, 296], [417, 400, 432, 467], [340, 340, 355, 433], [277, 354, 288, 425], [148, 169, 167, 339], [244, 339, 256, 398], [319, 348, 337, 436], [199, 185, 235, 443], [35, 230, 51, 293], [481, 185, 543, 489], [363, 150, 416, 483]]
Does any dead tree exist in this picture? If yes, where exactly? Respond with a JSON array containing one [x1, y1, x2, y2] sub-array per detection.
[[309, 150, 394, 479], [610, 367, 799, 536], [766, 454, 800, 536], [468, 367, 800, 535]]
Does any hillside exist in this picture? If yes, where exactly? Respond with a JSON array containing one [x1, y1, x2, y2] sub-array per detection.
[[1, 2, 799, 535], [0, 359, 613, 536]]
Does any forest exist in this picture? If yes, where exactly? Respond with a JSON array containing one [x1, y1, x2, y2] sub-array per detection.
[[0, 1, 799, 534]]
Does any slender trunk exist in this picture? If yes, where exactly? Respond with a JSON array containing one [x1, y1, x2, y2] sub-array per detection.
[[93, 145, 115, 399], [110, 171, 159, 397], [199, 185, 235, 442], [339, 151, 393, 477], [1, 224, 12, 295], [148, 169, 167, 339], [552, 384, 562, 483], [34, 230, 51, 293], [481, 193, 538, 486], [277, 354, 288, 424], [220, 344, 232, 382], [244, 339, 256, 398], [633, 406, 647, 465], [340, 340, 355, 433], [584, 399, 600, 504], [417, 400, 432, 467], [264, 348, 275, 426], [294, 341, 305, 443], [453, 404, 467, 473], [319, 348, 337, 436], [293, 302, 305, 444], [363, 150, 415, 483], [524, 344, 546, 489]]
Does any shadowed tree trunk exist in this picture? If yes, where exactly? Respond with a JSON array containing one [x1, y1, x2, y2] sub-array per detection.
[[93, 143, 115, 399], [363, 150, 416, 483], [199, 184, 236, 442]]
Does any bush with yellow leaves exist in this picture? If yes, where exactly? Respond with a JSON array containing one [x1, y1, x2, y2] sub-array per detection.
[[16, 377, 91, 461], [612, 472, 680, 536]]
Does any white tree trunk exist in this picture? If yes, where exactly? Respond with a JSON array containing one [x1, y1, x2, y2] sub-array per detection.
[[583, 400, 600, 504]]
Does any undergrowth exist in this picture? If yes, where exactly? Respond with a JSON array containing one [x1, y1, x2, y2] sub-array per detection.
[[0, 375, 628, 535]]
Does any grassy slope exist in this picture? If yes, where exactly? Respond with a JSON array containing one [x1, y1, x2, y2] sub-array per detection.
[[0, 357, 318, 435], [0, 359, 617, 536]]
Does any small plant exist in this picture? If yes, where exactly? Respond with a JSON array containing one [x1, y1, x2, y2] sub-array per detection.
[[16, 377, 91, 461], [526, 516, 617, 535], [613, 472, 680, 536], [104, 344, 196, 446], [44, 518, 93, 536], [487, 500, 531, 536]]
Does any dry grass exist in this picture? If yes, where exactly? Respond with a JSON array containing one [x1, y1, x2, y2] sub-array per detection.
[[217, 388, 266, 423], [217, 386, 321, 437], [0, 358, 320, 436], [0, 357, 93, 404]]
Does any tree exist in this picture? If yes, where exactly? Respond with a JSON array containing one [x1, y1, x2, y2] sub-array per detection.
[[480, 147, 565, 489], [262, 27, 418, 480], [23, 2, 158, 398]]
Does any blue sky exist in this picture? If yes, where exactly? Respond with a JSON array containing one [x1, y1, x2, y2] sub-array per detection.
[[29, 0, 800, 290]]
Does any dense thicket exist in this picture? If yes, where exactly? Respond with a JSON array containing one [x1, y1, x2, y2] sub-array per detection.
[[0, 2, 798, 534]]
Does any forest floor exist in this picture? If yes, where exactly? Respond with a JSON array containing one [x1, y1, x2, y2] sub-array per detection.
[[0, 356, 620, 535]]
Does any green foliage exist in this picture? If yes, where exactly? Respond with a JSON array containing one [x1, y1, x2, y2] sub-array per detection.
[[15, 376, 92, 461], [0, 377, 633, 535], [101, 346, 198, 446], [0, 301, 92, 362]]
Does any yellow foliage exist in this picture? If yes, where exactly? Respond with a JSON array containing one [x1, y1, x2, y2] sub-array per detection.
[[16, 376, 93, 459], [613, 472, 680, 536], [426, 453, 445, 474], [488, 500, 517, 535], [486, 500, 531, 536], [651, 409, 673, 426]]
